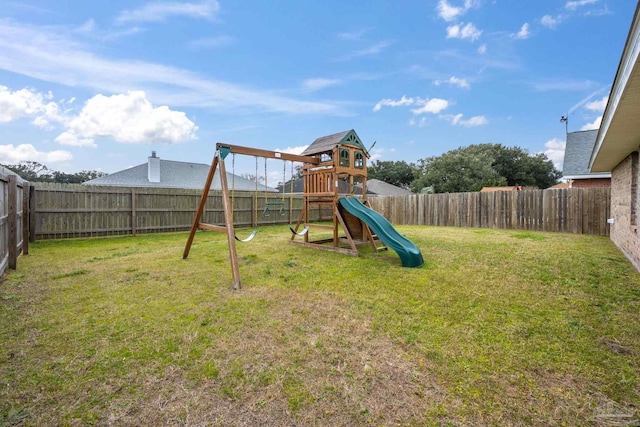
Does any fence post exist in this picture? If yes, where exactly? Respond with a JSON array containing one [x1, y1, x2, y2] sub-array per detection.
[[8, 175, 17, 269], [22, 183, 29, 255], [131, 188, 137, 236], [28, 185, 36, 243]]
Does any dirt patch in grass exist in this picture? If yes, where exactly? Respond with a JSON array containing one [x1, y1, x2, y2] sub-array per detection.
[[103, 287, 446, 426]]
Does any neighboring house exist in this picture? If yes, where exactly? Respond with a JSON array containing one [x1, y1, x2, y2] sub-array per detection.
[[84, 151, 276, 192], [480, 185, 521, 192], [277, 178, 365, 194], [563, 130, 611, 188], [589, 2, 640, 271], [549, 182, 570, 189], [359, 179, 411, 196]]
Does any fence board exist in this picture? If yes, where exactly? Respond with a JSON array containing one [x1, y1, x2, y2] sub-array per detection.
[[0, 167, 28, 274]]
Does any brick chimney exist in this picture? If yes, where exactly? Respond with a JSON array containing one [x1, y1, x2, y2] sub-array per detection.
[[148, 151, 160, 183]]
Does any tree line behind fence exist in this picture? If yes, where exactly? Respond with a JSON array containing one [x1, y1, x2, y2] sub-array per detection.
[[31, 184, 611, 241]]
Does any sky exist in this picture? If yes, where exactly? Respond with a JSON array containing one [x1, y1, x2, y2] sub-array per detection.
[[0, 0, 637, 182]]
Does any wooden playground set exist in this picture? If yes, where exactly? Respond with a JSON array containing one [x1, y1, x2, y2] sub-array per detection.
[[183, 130, 423, 289]]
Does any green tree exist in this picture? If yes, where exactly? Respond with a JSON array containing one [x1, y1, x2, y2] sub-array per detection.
[[485, 144, 561, 188], [2, 162, 106, 183], [50, 170, 106, 184], [3, 161, 51, 181], [367, 160, 417, 189], [411, 144, 561, 193]]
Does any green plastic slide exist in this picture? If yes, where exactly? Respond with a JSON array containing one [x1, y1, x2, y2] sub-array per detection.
[[338, 197, 424, 268]]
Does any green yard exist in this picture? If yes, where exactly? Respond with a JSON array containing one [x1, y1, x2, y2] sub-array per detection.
[[1, 226, 639, 426]]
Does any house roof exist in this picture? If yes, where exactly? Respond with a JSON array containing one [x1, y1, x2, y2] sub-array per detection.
[[277, 178, 374, 195], [301, 129, 369, 156], [563, 130, 612, 178], [591, 2, 640, 172], [360, 179, 411, 196], [84, 158, 277, 192]]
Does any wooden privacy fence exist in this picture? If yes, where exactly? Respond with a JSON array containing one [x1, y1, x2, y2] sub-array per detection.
[[0, 166, 29, 275], [368, 188, 611, 236], [32, 184, 334, 240], [31, 185, 611, 240]]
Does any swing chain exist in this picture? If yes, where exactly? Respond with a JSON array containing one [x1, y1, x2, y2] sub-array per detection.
[[263, 158, 270, 217]]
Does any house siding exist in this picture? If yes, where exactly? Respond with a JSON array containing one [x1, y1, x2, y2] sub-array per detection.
[[570, 178, 611, 188], [610, 153, 640, 270]]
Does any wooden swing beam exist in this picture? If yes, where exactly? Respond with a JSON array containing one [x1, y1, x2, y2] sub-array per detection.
[[183, 143, 319, 290]]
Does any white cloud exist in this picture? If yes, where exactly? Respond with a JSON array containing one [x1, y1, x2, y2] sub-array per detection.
[[444, 113, 488, 127], [274, 145, 309, 155], [373, 95, 417, 112], [334, 41, 391, 62], [0, 144, 72, 164], [565, 0, 598, 11], [302, 78, 341, 92], [58, 91, 198, 147], [437, 0, 465, 22], [541, 14, 561, 29], [0, 20, 343, 115], [0, 86, 69, 131], [369, 149, 382, 162], [411, 98, 450, 115], [583, 5, 611, 16], [116, 0, 220, 24], [477, 43, 487, 54], [374, 96, 449, 115], [585, 96, 608, 112], [54, 132, 97, 148], [436, 0, 477, 22], [543, 138, 566, 170], [513, 23, 530, 39], [446, 22, 482, 41], [435, 76, 470, 89], [581, 116, 602, 130]]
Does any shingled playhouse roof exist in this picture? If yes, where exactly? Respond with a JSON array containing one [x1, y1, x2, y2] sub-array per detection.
[[301, 129, 368, 156]]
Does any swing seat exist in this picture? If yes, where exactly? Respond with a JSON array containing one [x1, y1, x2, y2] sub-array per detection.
[[290, 225, 309, 236], [263, 202, 287, 217], [235, 229, 258, 242]]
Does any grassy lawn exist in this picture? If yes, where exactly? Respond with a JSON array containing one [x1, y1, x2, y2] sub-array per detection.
[[1, 225, 639, 426]]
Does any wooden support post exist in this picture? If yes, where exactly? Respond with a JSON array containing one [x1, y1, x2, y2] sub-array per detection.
[[333, 174, 338, 247], [8, 175, 17, 269], [183, 155, 219, 259], [219, 159, 242, 290], [22, 183, 29, 255], [335, 207, 358, 252], [28, 185, 36, 243]]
